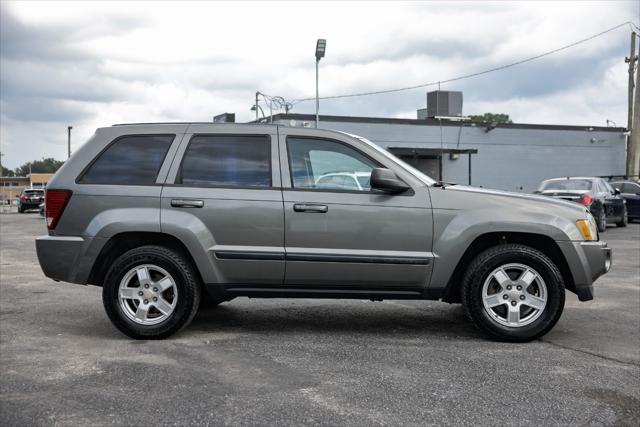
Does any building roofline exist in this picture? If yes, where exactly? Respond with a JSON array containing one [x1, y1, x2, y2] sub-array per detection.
[[267, 113, 626, 133]]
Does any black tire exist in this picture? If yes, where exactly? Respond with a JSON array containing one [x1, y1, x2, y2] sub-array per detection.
[[18, 205, 24, 213], [461, 244, 565, 342], [102, 245, 201, 339], [595, 207, 607, 233], [616, 206, 628, 228]]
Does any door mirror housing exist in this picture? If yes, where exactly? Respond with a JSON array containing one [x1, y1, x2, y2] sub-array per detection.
[[614, 188, 621, 195], [370, 168, 410, 194]]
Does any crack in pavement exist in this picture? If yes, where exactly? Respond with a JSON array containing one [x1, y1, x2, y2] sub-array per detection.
[[540, 338, 640, 368]]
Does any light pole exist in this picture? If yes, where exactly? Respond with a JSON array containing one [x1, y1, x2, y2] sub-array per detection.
[[67, 126, 72, 159], [315, 39, 326, 128]]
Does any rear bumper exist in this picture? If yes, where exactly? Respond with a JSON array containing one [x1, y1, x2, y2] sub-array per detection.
[[20, 202, 42, 209], [558, 240, 612, 301], [35, 235, 99, 284]]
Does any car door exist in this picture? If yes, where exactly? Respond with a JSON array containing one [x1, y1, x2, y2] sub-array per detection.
[[601, 180, 623, 220], [278, 128, 434, 289], [161, 125, 284, 286], [619, 182, 640, 218]]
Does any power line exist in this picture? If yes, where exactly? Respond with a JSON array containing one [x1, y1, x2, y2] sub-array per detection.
[[291, 21, 635, 103]]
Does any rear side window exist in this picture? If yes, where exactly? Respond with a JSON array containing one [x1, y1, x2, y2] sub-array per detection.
[[79, 135, 174, 185], [179, 135, 271, 187]]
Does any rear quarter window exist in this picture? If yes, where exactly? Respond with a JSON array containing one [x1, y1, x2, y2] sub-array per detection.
[[78, 135, 174, 185]]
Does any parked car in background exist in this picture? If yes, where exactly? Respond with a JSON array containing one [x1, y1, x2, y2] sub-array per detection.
[[36, 124, 611, 342], [609, 180, 640, 222], [535, 177, 627, 232], [315, 171, 372, 191], [18, 189, 44, 213]]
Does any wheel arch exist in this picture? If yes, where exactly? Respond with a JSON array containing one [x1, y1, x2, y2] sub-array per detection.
[[87, 231, 204, 287], [441, 231, 575, 303]]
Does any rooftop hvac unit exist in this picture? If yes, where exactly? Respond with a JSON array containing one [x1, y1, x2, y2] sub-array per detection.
[[426, 91, 463, 118]]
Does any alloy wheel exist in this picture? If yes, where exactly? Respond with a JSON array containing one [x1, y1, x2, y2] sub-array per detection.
[[118, 264, 178, 326], [481, 263, 547, 328]]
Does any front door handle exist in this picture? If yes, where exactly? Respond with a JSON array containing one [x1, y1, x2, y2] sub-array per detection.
[[171, 199, 204, 208], [293, 203, 328, 213]]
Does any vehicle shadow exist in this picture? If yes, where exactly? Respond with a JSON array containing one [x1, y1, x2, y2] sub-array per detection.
[[187, 300, 480, 340]]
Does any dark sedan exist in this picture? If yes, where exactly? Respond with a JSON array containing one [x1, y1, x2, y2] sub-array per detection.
[[610, 180, 640, 222], [18, 189, 45, 213], [535, 177, 627, 232]]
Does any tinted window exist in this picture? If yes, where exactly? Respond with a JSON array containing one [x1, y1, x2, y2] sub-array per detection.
[[622, 182, 640, 193], [23, 190, 44, 195], [180, 135, 271, 187], [540, 179, 592, 191], [287, 137, 378, 191], [80, 135, 174, 185]]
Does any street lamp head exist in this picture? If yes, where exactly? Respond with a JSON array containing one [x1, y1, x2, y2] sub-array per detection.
[[68, 126, 73, 131], [315, 38, 326, 60]]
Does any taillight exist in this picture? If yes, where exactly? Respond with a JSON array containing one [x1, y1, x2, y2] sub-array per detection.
[[579, 194, 593, 206], [45, 190, 72, 230]]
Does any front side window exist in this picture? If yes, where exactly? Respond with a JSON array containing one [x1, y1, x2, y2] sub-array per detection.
[[79, 135, 174, 185], [287, 137, 378, 192], [179, 135, 271, 187], [622, 182, 640, 193]]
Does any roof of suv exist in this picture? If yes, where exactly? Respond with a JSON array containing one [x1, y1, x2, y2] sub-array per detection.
[[111, 122, 281, 127]]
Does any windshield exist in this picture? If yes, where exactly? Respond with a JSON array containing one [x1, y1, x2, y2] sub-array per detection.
[[540, 179, 592, 191], [340, 132, 436, 185], [24, 190, 44, 195]]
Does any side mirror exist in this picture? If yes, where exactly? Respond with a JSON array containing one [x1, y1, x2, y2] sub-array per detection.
[[370, 168, 410, 194], [614, 188, 621, 195]]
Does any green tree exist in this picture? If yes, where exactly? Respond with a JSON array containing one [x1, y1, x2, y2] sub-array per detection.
[[14, 158, 65, 176], [1, 165, 15, 177], [468, 113, 512, 124]]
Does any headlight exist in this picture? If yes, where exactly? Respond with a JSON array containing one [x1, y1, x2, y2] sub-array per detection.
[[576, 215, 598, 241]]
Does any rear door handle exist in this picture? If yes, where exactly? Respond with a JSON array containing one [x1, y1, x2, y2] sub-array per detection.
[[171, 199, 204, 208], [293, 203, 328, 213]]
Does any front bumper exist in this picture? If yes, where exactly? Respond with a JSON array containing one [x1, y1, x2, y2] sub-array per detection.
[[35, 235, 99, 284], [557, 240, 612, 301]]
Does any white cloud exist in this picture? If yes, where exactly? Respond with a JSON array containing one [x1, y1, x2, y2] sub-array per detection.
[[0, 0, 637, 168]]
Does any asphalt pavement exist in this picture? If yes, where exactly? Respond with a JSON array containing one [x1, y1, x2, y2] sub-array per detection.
[[1, 213, 639, 426]]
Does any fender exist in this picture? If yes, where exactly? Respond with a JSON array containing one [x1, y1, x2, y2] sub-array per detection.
[[427, 186, 587, 292]]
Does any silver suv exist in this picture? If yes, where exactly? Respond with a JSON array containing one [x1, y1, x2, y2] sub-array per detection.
[[36, 123, 611, 341]]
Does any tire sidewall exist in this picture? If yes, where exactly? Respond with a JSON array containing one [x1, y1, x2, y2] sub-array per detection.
[[103, 246, 198, 339], [596, 207, 607, 232], [464, 246, 565, 342]]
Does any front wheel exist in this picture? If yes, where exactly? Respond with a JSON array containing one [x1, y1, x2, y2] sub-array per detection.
[[102, 245, 201, 339], [461, 244, 565, 342]]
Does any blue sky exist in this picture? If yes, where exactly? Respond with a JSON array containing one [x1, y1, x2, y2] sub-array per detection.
[[0, 0, 637, 168]]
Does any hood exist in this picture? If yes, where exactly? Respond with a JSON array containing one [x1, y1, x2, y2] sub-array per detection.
[[445, 184, 587, 213]]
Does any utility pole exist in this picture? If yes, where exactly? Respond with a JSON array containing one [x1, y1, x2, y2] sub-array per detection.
[[630, 36, 640, 179], [626, 32, 638, 178]]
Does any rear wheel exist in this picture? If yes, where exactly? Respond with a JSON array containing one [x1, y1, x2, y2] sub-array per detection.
[[461, 244, 565, 342], [595, 207, 607, 233], [616, 206, 628, 228], [102, 245, 200, 339]]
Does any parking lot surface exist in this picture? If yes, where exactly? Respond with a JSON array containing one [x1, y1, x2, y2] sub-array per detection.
[[1, 213, 639, 426]]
